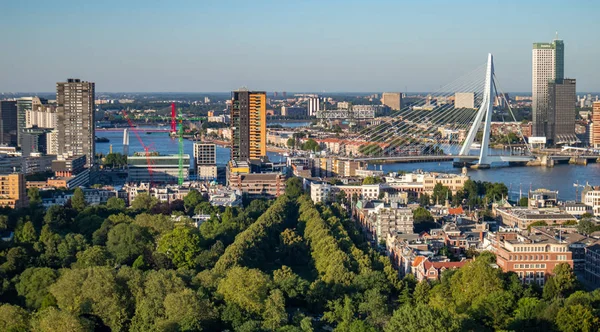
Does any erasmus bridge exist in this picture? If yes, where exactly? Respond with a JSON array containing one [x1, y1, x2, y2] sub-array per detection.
[[348, 54, 537, 168]]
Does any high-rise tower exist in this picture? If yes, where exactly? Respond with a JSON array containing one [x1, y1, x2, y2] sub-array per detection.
[[532, 37, 564, 137], [56, 78, 95, 166], [230, 89, 266, 161]]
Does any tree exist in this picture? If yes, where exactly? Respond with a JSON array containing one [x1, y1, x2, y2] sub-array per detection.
[[555, 304, 599, 332], [263, 289, 287, 330], [28, 187, 42, 207], [71, 188, 87, 212], [413, 280, 431, 305], [103, 153, 127, 168], [358, 288, 390, 328], [217, 266, 271, 315], [577, 218, 597, 235], [106, 223, 150, 264], [30, 307, 90, 332], [74, 246, 111, 268], [162, 288, 218, 331], [385, 303, 462, 332], [15, 267, 59, 310], [552, 263, 577, 298], [183, 189, 203, 213], [49, 267, 128, 331], [300, 139, 321, 152], [16, 221, 37, 244], [432, 183, 451, 205], [286, 138, 296, 149], [43, 205, 74, 229], [362, 176, 381, 185], [157, 227, 202, 269], [0, 304, 30, 332], [285, 177, 304, 198], [419, 193, 431, 207], [519, 197, 529, 207], [527, 220, 548, 231], [106, 197, 126, 210], [413, 207, 436, 233], [131, 192, 158, 212]]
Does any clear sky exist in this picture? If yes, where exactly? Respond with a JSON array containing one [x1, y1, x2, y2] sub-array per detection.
[[1, 0, 599, 93]]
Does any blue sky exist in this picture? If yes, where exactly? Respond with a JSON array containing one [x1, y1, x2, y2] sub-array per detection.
[[1, 0, 599, 93]]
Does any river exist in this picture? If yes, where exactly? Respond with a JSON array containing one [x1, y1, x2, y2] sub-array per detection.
[[97, 125, 597, 201], [366, 161, 599, 201]]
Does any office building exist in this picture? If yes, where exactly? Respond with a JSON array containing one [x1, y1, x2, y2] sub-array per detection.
[[228, 172, 286, 197], [0, 173, 27, 209], [381, 92, 402, 111], [22, 128, 51, 156], [308, 96, 320, 117], [0, 101, 17, 146], [193, 143, 217, 180], [495, 230, 572, 285], [532, 38, 564, 137], [548, 78, 577, 144], [56, 79, 95, 166], [127, 153, 190, 183], [593, 102, 600, 148], [17, 97, 47, 148], [454, 92, 476, 109], [230, 89, 266, 161]]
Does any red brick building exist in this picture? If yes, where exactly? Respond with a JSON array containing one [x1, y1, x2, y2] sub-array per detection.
[[494, 230, 573, 286]]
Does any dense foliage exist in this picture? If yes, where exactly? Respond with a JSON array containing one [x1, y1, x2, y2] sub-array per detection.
[[0, 182, 598, 331]]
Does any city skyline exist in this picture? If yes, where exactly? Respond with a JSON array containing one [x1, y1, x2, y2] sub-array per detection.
[[1, 0, 600, 92]]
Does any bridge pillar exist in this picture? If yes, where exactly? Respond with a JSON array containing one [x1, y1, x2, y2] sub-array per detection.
[[457, 53, 495, 168]]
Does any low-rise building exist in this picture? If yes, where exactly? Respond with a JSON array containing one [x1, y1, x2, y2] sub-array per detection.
[[127, 153, 190, 184], [228, 173, 286, 197], [528, 189, 558, 208], [310, 182, 333, 204], [494, 207, 577, 230], [494, 230, 573, 285]]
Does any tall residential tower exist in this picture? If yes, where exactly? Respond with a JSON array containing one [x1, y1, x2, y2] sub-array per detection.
[[56, 79, 95, 166], [532, 38, 564, 138], [230, 89, 266, 161]]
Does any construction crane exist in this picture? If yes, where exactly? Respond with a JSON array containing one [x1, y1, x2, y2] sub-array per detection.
[[122, 109, 155, 186], [177, 106, 184, 186]]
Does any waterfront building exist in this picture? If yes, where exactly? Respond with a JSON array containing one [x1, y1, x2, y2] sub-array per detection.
[[384, 170, 469, 198], [0, 101, 17, 146], [0, 173, 27, 209], [230, 89, 266, 161], [532, 38, 564, 138], [454, 92, 476, 109], [528, 189, 558, 208], [494, 230, 572, 285], [593, 102, 600, 148], [56, 79, 95, 166], [127, 153, 190, 184], [281, 106, 307, 117], [582, 185, 600, 216], [548, 78, 577, 144], [381, 92, 402, 111]]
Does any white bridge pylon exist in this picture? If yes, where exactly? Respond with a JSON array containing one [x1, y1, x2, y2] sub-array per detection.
[[457, 53, 533, 168]]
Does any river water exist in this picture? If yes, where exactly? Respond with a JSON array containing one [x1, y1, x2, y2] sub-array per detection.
[[97, 125, 598, 201]]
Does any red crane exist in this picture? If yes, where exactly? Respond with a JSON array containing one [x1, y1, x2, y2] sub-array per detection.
[[171, 102, 177, 134], [122, 109, 155, 186]]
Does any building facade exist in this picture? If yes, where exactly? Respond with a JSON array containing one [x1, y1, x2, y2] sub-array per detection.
[[127, 153, 190, 183], [454, 92, 476, 109], [0, 101, 17, 147], [593, 102, 600, 148], [230, 89, 266, 161], [0, 173, 27, 209], [548, 78, 576, 144], [381, 92, 402, 111], [57, 79, 95, 166], [495, 231, 573, 285], [532, 39, 564, 138], [308, 96, 320, 117], [17, 97, 48, 148]]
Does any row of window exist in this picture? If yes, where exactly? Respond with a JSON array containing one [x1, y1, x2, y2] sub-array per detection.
[[514, 263, 546, 269]]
